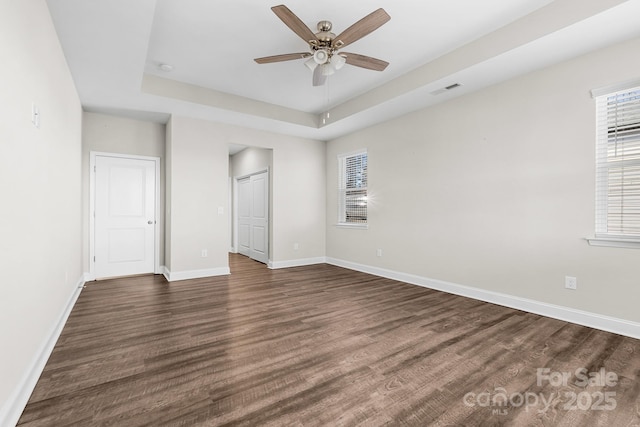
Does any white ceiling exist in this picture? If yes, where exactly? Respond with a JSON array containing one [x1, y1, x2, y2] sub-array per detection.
[[46, 0, 640, 141]]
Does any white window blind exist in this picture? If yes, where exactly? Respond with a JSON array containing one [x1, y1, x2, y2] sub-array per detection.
[[338, 150, 368, 225], [595, 85, 640, 239]]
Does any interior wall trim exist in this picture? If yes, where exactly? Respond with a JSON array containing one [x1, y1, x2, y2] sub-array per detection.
[[163, 266, 230, 282], [161, 265, 170, 282], [268, 257, 327, 270], [1, 276, 85, 427], [326, 257, 640, 340]]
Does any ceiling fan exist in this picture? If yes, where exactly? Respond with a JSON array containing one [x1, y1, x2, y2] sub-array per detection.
[[254, 5, 390, 86]]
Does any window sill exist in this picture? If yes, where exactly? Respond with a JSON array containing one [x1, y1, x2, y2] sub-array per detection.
[[586, 236, 640, 249], [336, 223, 369, 230]]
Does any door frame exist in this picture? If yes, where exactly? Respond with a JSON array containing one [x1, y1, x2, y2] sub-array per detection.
[[232, 168, 269, 260], [89, 151, 161, 280]]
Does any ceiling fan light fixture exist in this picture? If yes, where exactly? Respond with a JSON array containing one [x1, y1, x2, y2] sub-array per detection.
[[304, 57, 318, 71], [321, 63, 335, 76], [332, 54, 346, 70], [313, 49, 329, 65]]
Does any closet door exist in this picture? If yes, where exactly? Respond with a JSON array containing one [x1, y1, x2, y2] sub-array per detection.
[[249, 172, 268, 264], [236, 171, 269, 264]]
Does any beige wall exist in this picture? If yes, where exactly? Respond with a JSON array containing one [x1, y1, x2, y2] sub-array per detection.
[[271, 137, 326, 262], [165, 116, 230, 275], [327, 37, 640, 323], [231, 147, 272, 178], [167, 118, 326, 273], [81, 112, 166, 272], [0, 0, 82, 424]]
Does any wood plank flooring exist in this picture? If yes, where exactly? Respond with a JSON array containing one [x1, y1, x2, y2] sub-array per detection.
[[18, 254, 640, 426]]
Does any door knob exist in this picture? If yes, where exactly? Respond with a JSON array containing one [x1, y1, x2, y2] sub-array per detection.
[[147, 220, 154, 224]]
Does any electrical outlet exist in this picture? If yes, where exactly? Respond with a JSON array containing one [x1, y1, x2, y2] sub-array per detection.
[[565, 276, 577, 290], [201, 249, 208, 258], [293, 243, 299, 250], [376, 248, 383, 257]]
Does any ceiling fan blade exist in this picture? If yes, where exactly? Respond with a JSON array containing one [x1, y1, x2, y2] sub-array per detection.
[[341, 52, 389, 71], [333, 8, 390, 49], [271, 5, 318, 44], [312, 66, 327, 86], [254, 52, 311, 64]]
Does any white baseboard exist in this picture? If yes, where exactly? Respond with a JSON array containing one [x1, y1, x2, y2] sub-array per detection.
[[87, 268, 166, 282], [163, 266, 230, 282], [326, 258, 640, 340], [269, 257, 327, 269], [0, 275, 85, 427]]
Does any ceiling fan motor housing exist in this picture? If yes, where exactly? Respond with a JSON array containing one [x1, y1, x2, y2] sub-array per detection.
[[315, 20, 335, 44], [311, 20, 339, 67]]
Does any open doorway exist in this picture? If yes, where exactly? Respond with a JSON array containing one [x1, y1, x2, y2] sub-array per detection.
[[229, 146, 273, 266]]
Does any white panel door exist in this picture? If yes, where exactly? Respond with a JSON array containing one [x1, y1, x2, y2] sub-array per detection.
[[250, 172, 268, 264], [95, 155, 156, 278], [236, 171, 269, 264], [237, 177, 251, 257]]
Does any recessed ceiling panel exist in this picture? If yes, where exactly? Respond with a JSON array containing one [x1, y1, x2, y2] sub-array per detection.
[[144, 0, 554, 113]]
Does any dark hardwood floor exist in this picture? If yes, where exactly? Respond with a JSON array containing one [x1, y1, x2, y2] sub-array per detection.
[[18, 254, 640, 426]]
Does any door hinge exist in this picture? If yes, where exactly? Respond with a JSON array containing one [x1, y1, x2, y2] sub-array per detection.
[[93, 256, 95, 262], [94, 165, 96, 172]]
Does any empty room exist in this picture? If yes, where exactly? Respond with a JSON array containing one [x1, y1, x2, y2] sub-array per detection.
[[1, 0, 639, 426]]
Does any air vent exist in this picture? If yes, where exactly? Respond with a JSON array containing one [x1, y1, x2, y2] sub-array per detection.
[[430, 82, 462, 96]]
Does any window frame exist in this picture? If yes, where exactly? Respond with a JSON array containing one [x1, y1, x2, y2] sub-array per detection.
[[337, 149, 368, 229], [587, 80, 640, 249]]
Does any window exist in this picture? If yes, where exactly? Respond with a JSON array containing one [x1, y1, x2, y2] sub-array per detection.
[[590, 82, 640, 248], [338, 150, 368, 226]]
